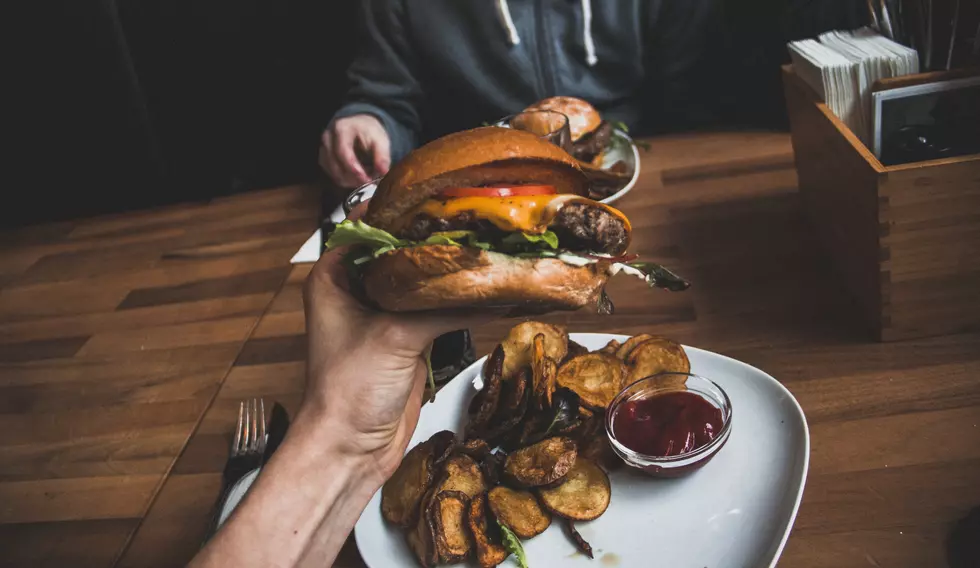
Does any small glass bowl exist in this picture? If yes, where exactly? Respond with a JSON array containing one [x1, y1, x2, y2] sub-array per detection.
[[495, 110, 573, 152], [605, 373, 733, 478]]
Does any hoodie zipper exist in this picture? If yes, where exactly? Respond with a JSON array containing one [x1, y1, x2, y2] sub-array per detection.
[[533, 0, 557, 97]]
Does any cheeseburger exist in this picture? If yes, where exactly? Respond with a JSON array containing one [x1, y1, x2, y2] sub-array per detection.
[[326, 127, 687, 314]]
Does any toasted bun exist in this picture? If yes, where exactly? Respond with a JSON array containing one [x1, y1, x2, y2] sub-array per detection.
[[362, 245, 608, 313], [365, 127, 588, 231], [525, 97, 601, 142]]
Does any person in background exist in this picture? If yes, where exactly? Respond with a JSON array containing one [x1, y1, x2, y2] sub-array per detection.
[[318, 0, 869, 190], [319, 0, 722, 188]]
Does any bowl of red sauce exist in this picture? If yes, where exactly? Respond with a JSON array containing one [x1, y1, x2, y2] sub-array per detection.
[[605, 372, 732, 478]]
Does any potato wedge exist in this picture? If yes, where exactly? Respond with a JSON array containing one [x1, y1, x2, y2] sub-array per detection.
[[556, 353, 626, 410], [614, 334, 654, 361], [382, 430, 456, 527], [433, 454, 486, 499], [501, 322, 568, 380], [488, 486, 552, 539], [564, 340, 589, 362], [597, 339, 621, 355], [531, 335, 558, 409], [467, 344, 505, 438], [431, 490, 472, 563], [564, 519, 594, 559], [625, 337, 690, 388], [537, 459, 611, 521], [484, 368, 530, 447], [406, 489, 438, 567], [467, 493, 508, 568], [530, 333, 547, 408], [504, 437, 577, 487]]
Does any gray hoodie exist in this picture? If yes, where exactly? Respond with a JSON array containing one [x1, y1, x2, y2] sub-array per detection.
[[332, 0, 720, 164]]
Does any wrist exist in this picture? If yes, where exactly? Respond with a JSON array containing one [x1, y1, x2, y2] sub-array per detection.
[[288, 404, 387, 493]]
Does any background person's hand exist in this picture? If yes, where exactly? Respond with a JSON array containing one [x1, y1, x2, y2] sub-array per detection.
[[319, 114, 391, 188]]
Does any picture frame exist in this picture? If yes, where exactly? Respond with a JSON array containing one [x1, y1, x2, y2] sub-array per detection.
[[872, 73, 980, 165]]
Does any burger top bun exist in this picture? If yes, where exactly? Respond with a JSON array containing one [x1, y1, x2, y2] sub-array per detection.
[[365, 127, 588, 231], [524, 96, 601, 142]]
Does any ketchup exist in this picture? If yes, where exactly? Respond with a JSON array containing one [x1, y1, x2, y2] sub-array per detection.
[[612, 391, 723, 456]]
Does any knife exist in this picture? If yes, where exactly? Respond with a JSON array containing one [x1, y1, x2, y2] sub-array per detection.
[[261, 402, 291, 465]]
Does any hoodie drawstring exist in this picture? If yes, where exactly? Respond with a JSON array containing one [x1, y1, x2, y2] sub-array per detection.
[[495, 0, 598, 66], [580, 0, 597, 66], [496, 0, 521, 46]]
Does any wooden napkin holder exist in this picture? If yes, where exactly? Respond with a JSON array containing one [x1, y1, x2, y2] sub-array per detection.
[[782, 64, 980, 341]]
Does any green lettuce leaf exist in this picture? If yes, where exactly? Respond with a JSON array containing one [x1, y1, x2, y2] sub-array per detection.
[[325, 220, 406, 251], [497, 521, 529, 568], [421, 231, 491, 250], [501, 231, 559, 250]]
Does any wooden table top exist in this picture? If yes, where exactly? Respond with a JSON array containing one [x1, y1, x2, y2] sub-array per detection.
[[2, 132, 978, 568]]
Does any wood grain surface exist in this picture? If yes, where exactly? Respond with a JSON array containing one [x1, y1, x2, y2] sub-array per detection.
[[3, 133, 979, 568]]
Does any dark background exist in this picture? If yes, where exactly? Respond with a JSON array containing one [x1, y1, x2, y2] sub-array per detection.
[[4, 0, 874, 228]]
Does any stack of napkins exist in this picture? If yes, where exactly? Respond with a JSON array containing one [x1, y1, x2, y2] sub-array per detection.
[[788, 27, 919, 145]]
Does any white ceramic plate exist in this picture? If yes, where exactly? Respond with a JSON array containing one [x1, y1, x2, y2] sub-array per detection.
[[354, 333, 809, 568], [327, 130, 640, 225]]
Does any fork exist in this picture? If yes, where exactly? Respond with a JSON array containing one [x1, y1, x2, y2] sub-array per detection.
[[206, 398, 267, 539]]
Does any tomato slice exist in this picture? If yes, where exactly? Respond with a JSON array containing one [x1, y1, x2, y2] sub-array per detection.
[[438, 184, 557, 198]]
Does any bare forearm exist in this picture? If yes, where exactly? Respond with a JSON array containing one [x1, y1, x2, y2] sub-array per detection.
[[191, 408, 385, 568]]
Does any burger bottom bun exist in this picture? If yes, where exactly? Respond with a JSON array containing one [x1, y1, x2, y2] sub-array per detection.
[[362, 245, 609, 314]]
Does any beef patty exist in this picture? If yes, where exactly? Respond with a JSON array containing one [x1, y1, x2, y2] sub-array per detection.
[[571, 121, 613, 163], [398, 211, 502, 241], [399, 202, 628, 255], [550, 202, 628, 254]]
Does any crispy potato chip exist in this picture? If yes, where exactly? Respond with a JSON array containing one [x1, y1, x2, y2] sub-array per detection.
[[501, 322, 568, 380], [382, 430, 455, 527], [488, 486, 552, 539], [467, 493, 508, 568], [504, 437, 577, 487], [556, 353, 626, 410], [433, 454, 486, 499], [467, 345, 505, 438], [479, 450, 505, 487], [460, 438, 491, 460], [537, 459, 611, 521], [564, 340, 590, 362], [406, 489, 438, 567], [614, 334, 654, 361], [597, 339, 621, 355], [431, 490, 472, 563], [625, 338, 690, 388]]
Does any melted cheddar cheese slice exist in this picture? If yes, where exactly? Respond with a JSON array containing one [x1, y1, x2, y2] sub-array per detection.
[[409, 195, 629, 234]]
